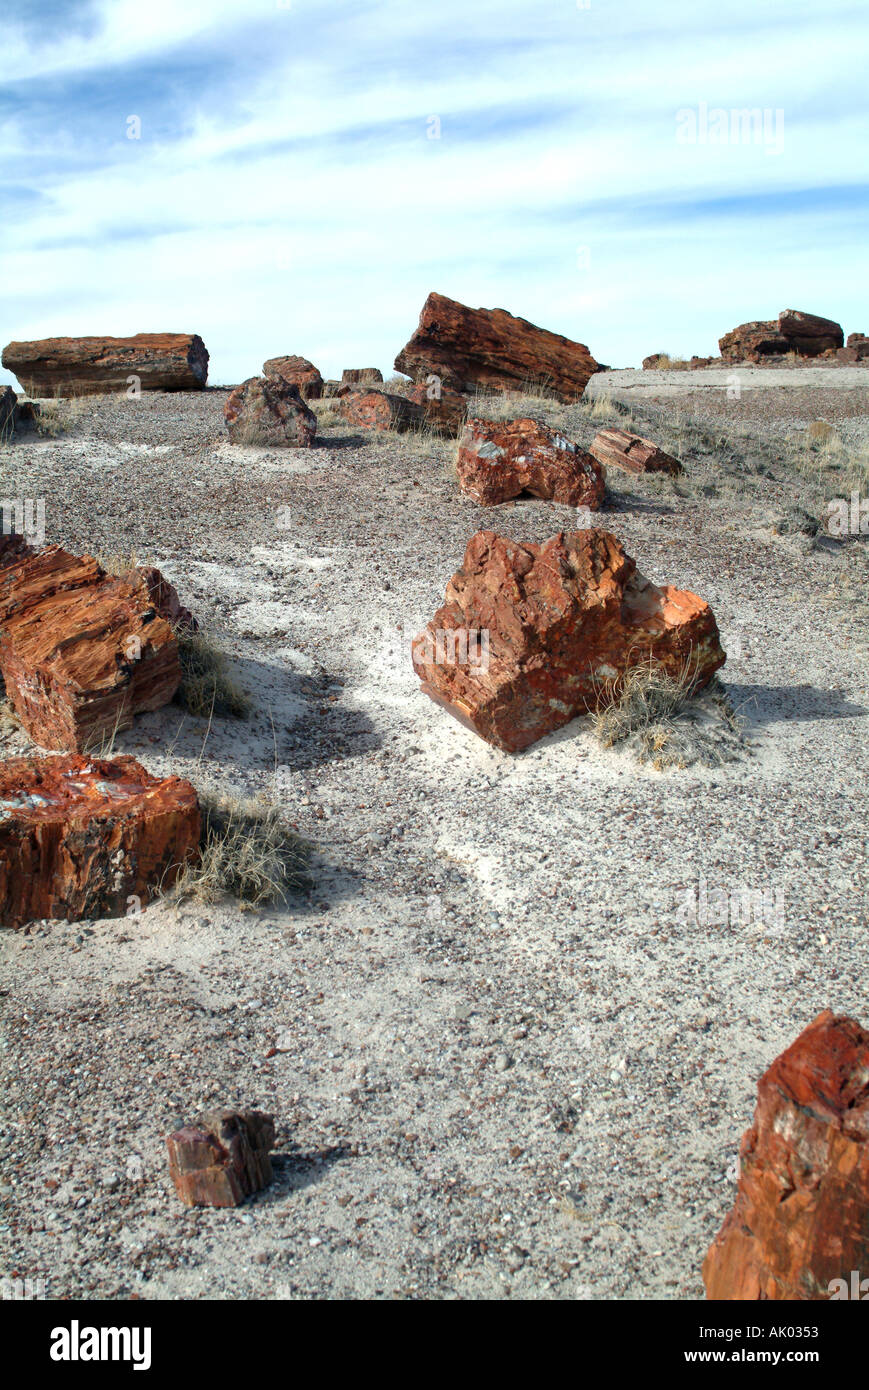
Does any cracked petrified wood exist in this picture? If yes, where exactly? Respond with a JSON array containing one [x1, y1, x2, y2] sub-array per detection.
[[262, 355, 323, 399], [456, 417, 605, 506], [589, 428, 682, 476], [703, 1010, 869, 1301], [395, 291, 600, 402], [1, 334, 209, 396], [413, 529, 724, 752], [224, 375, 317, 447], [0, 754, 200, 928], [777, 310, 843, 355], [406, 382, 468, 436], [0, 547, 183, 752], [167, 1109, 276, 1207], [336, 387, 424, 433]]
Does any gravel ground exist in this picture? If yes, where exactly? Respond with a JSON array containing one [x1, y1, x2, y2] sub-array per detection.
[[0, 374, 867, 1301]]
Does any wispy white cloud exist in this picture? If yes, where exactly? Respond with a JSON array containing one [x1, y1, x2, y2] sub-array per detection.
[[2, 0, 866, 383]]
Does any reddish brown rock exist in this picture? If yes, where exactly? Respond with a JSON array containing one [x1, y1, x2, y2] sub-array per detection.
[[413, 529, 724, 752], [0, 546, 182, 752], [341, 368, 383, 385], [406, 381, 468, 436], [719, 320, 790, 362], [262, 355, 323, 399], [642, 353, 667, 371], [337, 387, 423, 433], [224, 375, 316, 447], [167, 1108, 275, 1207], [456, 418, 605, 508], [777, 310, 844, 355], [837, 333, 869, 364], [703, 1010, 869, 1301], [395, 291, 600, 402], [0, 754, 199, 929], [1, 334, 208, 396], [590, 428, 682, 476]]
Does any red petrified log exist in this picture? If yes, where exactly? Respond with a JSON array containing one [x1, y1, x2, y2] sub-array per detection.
[[777, 310, 844, 355], [413, 529, 724, 752], [0, 547, 182, 752], [166, 1109, 276, 1207], [337, 387, 424, 433], [262, 355, 324, 399], [0, 754, 200, 929], [456, 417, 605, 507], [0, 334, 209, 395], [395, 291, 600, 402], [703, 1010, 869, 1301], [589, 428, 682, 476]]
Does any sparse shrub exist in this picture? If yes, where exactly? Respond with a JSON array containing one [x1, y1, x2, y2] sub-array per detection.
[[175, 628, 251, 719], [593, 659, 743, 769], [172, 792, 311, 906]]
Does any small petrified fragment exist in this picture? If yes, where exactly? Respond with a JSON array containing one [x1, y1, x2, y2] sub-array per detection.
[[0, 547, 182, 752], [395, 291, 600, 402], [262, 355, 323, 399], [341, 368, 383, 384], [455, 417, 605, 507], [166, 1109, 276, 1207], [406, 382, 468, 436], [413, 529, 724, 752], [0, 754, 200, 929], [337, 387, 424, 433], [589, 428, 682, 476], [224, 376, 317, 447], [1, 334, 208, 395], [703, 1010, 869, 1301]]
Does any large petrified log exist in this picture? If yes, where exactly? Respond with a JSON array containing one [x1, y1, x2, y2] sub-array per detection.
[[337, 386, 424, 433], [703, 1010, 869, 1301], [719, 321, 790, 362], [589, 428, 682, 476], [262, 355, 323, 399], [395, 291, 600, 402], [0, 547, 182, 751], [456, 417, 605, 507], [1, 334, 209, 396], [167, 1108, 276, 1207], [777, 310, 843, 355], [224, 375, 316, 447], [413, 529, 724, 752], [0, 753, 200, 929]]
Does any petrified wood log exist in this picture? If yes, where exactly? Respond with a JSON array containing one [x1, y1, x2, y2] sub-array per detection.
[[406, 382, 469, 436], [589, 428, 682, 476], [167, 1108, 276, 1207], [0, 753, 199, 928], [336, 387, 424, 433], [456, 417, 605, 506], [777, 310, 844, 355], [341, 368, 383, 384], [0, 547, 182, 752], [703, 1010, 869, 1301], [413, 529, 724, 752], [224, 376, 317, 447], [719, 321, 790, 361], [395, 291, 600, 402], [262, 355, 323, 399], [1, 334, 209, 396]]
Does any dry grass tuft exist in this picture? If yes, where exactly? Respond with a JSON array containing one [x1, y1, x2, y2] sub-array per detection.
[[175, 628, 252, 719], [172, 792, 311, 907], [593, 658, 744, 769]]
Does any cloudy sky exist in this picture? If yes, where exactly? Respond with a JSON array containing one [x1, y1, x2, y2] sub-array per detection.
[[2, 0, 866, 385]]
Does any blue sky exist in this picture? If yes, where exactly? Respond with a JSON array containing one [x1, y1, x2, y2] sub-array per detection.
[[2, 0, 867, 385]]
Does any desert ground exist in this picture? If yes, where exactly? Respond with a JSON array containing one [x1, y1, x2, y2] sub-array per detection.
[[1, 366, 867, 1300]]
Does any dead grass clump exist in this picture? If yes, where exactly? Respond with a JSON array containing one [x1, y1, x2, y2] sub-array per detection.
[[27, 395, 89, 437], [644, 354, 692, 371], [175, 629, 251, 719], [593, 659, 743, 769], [173, 792, 311, 907]]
